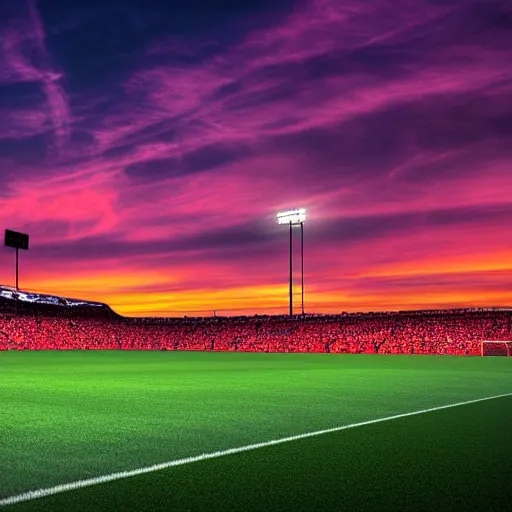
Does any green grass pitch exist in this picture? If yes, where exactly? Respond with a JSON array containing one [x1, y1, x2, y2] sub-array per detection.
[[0, 351, 511, 511]]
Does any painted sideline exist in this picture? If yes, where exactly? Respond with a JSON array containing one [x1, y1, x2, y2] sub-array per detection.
[[1, 392, 511, 507]]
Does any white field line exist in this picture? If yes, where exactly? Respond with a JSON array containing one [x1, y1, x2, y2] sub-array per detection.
[[1, 392, 511, 507]]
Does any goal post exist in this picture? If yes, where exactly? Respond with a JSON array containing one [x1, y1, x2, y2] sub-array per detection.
[[480, 341, 512, 357]]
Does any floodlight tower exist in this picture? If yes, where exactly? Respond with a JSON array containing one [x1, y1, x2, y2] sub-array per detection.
[[276, 209, 306, 316]]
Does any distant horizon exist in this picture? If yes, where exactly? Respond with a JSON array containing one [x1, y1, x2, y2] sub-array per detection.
[[1, 0, 511, 316], [1, 282, 511, 319]]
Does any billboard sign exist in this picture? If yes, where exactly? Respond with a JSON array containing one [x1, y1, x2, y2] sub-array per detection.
[[5, 229, 29, 250]]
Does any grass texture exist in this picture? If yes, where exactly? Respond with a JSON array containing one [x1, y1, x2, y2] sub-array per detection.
[[0, 351, 510, 511]]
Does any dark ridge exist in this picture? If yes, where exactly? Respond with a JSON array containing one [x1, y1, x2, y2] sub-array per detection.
[[0, 285, 120, 319]]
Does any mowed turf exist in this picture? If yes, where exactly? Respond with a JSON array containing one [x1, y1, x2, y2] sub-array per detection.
[[0, 352, 511, 511]]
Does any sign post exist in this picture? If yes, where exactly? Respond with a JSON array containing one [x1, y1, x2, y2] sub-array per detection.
[[4, 229, 30, 314]]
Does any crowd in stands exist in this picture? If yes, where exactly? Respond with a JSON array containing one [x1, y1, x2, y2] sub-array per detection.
[[1, 310, 511, 355]]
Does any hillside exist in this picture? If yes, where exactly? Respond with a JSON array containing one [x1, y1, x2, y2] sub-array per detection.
[[0, 285, 119, 318]]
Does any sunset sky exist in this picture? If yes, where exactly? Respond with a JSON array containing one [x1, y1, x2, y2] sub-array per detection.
[[0, 0, 511, 316]]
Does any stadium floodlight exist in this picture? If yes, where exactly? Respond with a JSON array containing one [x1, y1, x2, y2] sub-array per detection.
[[276, 209, 306, 317], [277, 208, 306, 225]]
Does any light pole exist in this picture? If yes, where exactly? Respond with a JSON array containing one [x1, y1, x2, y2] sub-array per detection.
[[289, 220, 293, 316], [277, 209, 306, 317], [301, 220, 304, 316]]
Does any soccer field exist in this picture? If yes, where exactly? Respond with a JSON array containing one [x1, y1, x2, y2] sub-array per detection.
[[0, 352, 511, 511]]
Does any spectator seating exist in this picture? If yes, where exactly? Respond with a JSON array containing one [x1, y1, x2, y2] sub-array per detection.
[[1, 310, 511, 355]]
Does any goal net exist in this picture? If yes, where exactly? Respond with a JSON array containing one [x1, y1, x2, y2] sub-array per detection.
[[481, 341, 512, 357]]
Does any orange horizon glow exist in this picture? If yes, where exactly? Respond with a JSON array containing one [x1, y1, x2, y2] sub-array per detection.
[[2, 255, 511, 317]]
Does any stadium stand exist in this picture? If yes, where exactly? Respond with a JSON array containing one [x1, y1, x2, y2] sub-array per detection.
[[1, 310, 511, 355]]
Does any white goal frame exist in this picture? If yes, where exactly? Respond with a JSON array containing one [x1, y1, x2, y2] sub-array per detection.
[[480, 340, 512, 357]]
